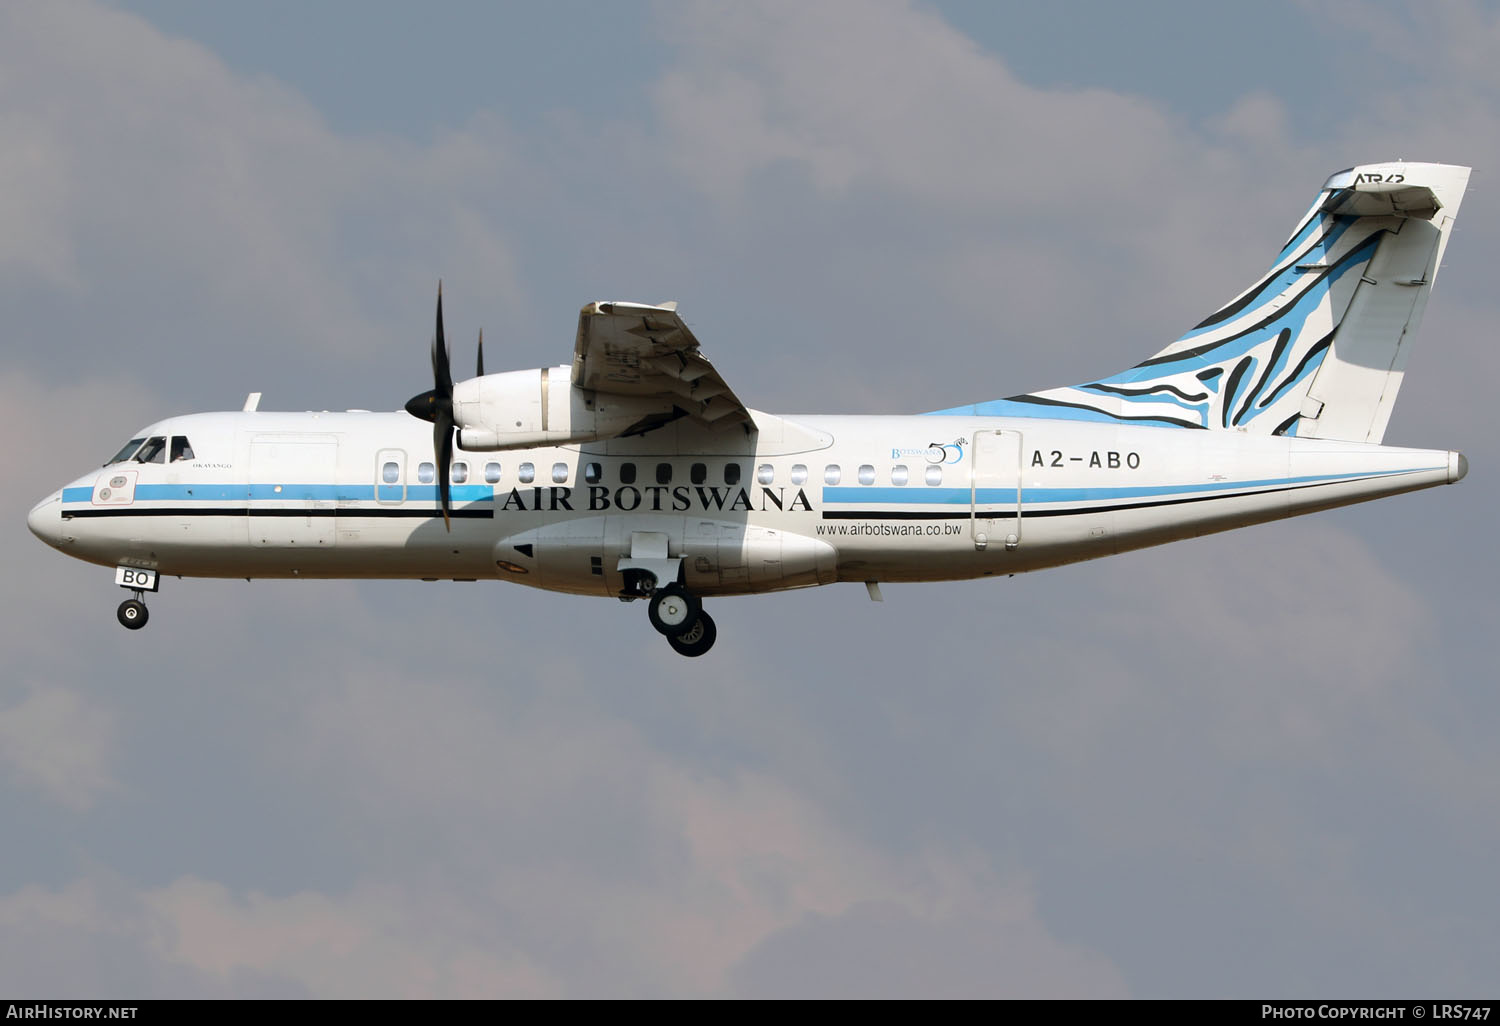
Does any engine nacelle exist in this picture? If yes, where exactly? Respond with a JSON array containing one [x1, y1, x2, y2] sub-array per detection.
[[453, 366, 675, 451]]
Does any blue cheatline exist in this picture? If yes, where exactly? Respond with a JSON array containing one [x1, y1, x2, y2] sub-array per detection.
[[62, 483, 497, 504], [822, 467, 1442, 508]]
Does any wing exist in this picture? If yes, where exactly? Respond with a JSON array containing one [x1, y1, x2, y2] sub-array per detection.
[[572, 301, 752, 429]]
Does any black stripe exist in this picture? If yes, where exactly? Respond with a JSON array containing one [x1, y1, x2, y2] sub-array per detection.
[[821, 510, 968, 521], [63, 507, 494, 520], [1024, 489, 1279, 518], [1221, 356, 1253, 428], [65, 473, 1427, 527], [995, 394, 1205, 430], [1259, 329, 1334, 408], [820, 473, 1426, 522], [1279, 202, 1327, 252], [1133, 233, 1377, 371], [1242, 328, 1294, 419], [1080, 382, 1209, 403], [1032, 473, 1425, 516], [1192, 216, 1340, 331]]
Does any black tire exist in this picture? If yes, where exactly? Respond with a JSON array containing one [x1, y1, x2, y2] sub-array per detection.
[[667, 611, 716, 657], [117, 599, 148, 630], [648, 584, 701, 637]]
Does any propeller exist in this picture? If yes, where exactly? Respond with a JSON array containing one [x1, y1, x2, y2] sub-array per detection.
[[403, 284, 455, 530], [477, 328, 485, 378]]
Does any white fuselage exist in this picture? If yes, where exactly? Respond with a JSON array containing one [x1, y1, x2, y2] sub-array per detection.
[[28, 408, 1465, 598]]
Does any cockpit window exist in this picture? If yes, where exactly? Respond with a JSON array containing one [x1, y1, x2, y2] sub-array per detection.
[[134, 436, 167, 464], [107, 438, 146, 465], [170, 437, 195, 462]]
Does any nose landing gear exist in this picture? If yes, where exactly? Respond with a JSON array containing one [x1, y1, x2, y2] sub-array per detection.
[[111, 566, 159, 631], [117, 596, 149, 630]]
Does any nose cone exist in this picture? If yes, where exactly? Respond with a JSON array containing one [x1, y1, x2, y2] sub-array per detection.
[[27, 494, 63, 548]]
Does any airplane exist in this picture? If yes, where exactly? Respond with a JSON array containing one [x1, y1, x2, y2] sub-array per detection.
[[27, 161, 1471, 657]]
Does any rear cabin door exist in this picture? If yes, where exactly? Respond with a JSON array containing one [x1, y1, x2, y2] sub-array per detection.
[[247, 436, 338, 547], [971, 429, 1022, 551]]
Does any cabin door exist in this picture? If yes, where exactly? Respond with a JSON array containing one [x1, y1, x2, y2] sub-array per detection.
[[970, 429, 1021, 552]]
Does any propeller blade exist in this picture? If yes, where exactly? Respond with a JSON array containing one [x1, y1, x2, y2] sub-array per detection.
[[433, 283, 452, 396], [435, 415, 453, 531], [477, 328, 484, 378], [403, 283, 457, 530]]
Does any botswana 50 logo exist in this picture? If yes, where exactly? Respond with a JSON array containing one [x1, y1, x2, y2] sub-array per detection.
[[891, 438, 966, 464]]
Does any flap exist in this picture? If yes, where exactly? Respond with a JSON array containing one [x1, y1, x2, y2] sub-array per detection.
[[572, 301, 752, 429]]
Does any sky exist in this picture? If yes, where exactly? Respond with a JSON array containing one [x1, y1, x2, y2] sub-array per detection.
[[2, 0, 1498, 998]]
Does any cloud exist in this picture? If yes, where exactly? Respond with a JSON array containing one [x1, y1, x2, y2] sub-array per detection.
[[730, 892, 1128, 998], [0, 877, 264, 998], [0, 685, 118, 811], [143, 877, 559, 999], [654, 0, 1188, 213], [0, 2, 529, 408], [0, 742, 1128, 997], [637, 0, 1321, 413], [255, 660, 1128, 995], [1310, 0, 1500, 94], [0, 874, 556, 998]]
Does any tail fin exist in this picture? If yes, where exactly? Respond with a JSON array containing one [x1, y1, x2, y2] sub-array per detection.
[[933, 162, 1470, 442]]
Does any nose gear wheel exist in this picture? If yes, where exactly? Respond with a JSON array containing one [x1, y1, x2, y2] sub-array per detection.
[[117, 598, 148, 630]]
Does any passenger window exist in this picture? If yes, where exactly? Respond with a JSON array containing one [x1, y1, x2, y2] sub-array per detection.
[[691, 463, 707, 485], [656, 463, 672, 485], [417, 462, 435, 484], [620, 462, 637, 485], [519, 463, 535, 484], [757, 464, 774, 485], [552, 463, 569, 484], [858, 465, 875, 485], [790, 464, 808, 485], [584, 462, 602, 484], [135, 436, 167, 464], [451, 462, 468, 484], [725, 463, 741, 486], [925, 465, 943, 486], [825, 464, 841, 485], [484, 462, 501, 484], [108, 438, 146, 464], [891, 465, 909, 486], [382, 462, 400, 484], [170, 437, 195, 462]]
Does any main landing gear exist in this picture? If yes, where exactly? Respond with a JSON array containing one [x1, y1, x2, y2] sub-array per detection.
[[618, 535, 715, 657], [646, 582, 717, 657]]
